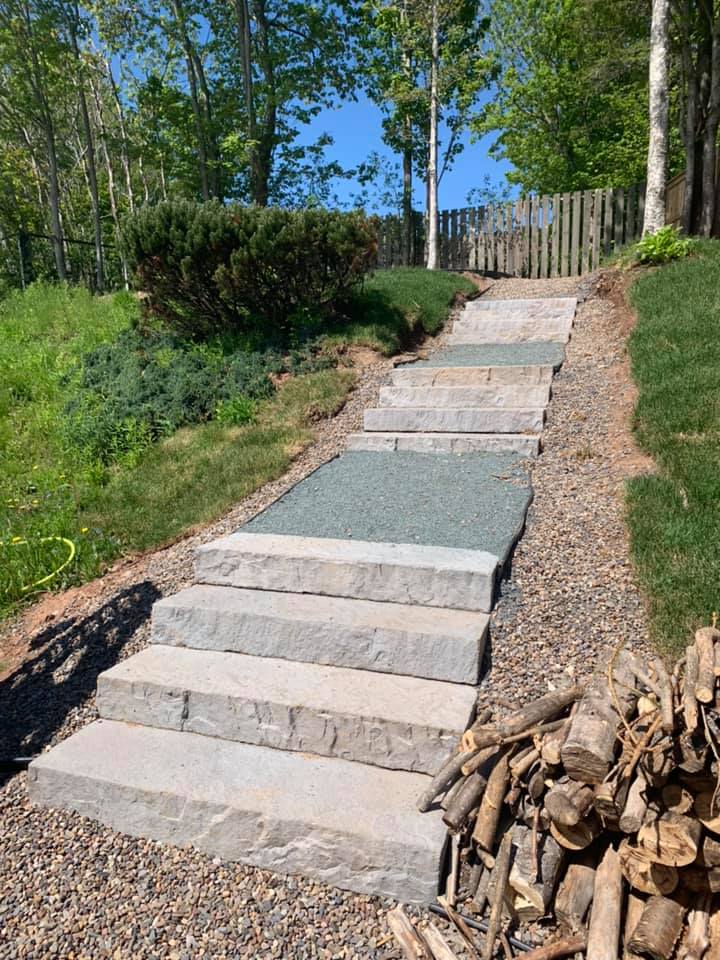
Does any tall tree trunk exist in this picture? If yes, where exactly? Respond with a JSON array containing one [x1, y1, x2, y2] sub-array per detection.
[[234, 0, 262, 204], [190, 45, 221, 201], [700, 4, 720, 235], [643, 0, 670, 234], [401, 0, 413, 265], [253, 0, 277, 207], [70, 13, 104, 292], [171, 0, 210, 201], [90, 72, 129, 287], [426, 0, 439, 269], [107, 60, 134, 212]]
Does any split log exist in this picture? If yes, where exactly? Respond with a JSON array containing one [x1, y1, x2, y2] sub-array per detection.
[[707, 904, 720, 959], [637, 811, 702, 866], [586, 845, 623, 960], [627, 895, 686, 960], [699, 835, 720, 867], [562, 651, 637, 784], [696, 628, 719, 703], [508, 823, 564, 920], [661, 783, 694, 815], [693, 792, 720, 835], [482, 830, 513, 960], [528, 764, 548, 803], [652, 657, 674, 733], [473, 751, 510, 853], [464, 686, 583, 753], [541, 721, 570, 767], [387, 905, 433, 960], [422, 922, 462, 960], [618, 840, 679, 896], [550, 813, 601, 851], [619, 773, 650, 833], [678, 894, 711, 960], [443, 772, 487, 833], [624, 893, 645, 960], [594, 774, 631, 820], [544, 778, 594, 827], [685, 645, 700, 733], [678, 733, 708, 774], [643, 732, 674, 787], [554, 858, 596, 929]]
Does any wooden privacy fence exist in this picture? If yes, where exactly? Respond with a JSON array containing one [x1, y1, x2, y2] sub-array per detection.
[[377, 184, 647, 278]]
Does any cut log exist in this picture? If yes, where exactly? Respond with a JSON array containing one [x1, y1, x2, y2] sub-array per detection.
[[693, 792, 720, 835], [387, 905, 433, 960], [541, 722, 570, 767], [483, 830, 513, 960], [678, 733, 707, 774], [550, 813, 601, 851], [624, 893, 646, 960], [554, 858, 596, 929], [685, 645, 700, 733], [461, 745, 500, 778], [708, 903, 720, 960], [512, 936, 587, 960], [508, 823, 564, 920], [652, 658, 674, 733], [544, 778, 594, 827], [661, 784, 694, 815], [441, 776, 466, 813], [443, 772, 488, 833], [637, 811, 702, 867], [594, 774, 631, 820], [627, 895, 686, 960], [473, 751, 510, 853], [618, 840, 679, 896], [422, 922, 462, 960], [643, 732, 674, 787], [586, 845, 623, 960], [619, 772, 650, 833], [464, 686, 583, 752], [699, 836, 720, 868], [472, 864, 491, 914], [678, 894, 711, 960], [562, 650, 637, 784], [417, 749, 475, 813], [510, 746, 540, 781], [696, 628, 719, 703]]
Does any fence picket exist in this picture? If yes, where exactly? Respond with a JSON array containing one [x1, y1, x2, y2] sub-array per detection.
[[626, 184, 637, 243], [603, 188, 614, 258], [570, 191, 581, 276], [540, 196, 549, 278], [581, 190, 592, 275], [592, 189, 602, 271], [551, 194, 560, 277], [614, 188, 625, 253], [561, 193, 571, 277]]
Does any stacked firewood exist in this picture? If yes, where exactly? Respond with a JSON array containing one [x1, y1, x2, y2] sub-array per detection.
[[404, 628, 720, 960]]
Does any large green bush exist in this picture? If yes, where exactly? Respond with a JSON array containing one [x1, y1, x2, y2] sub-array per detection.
[[123, 201, 377, 341]]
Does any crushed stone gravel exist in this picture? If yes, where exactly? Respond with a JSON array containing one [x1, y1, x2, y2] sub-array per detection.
[[0, 274, 653, 958], [243, 449, 532, 563]]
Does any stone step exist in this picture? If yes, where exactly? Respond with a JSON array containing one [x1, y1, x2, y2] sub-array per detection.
[[28, 720, 446, 902], [363, 407, 544, 435], [392, 364, 555, 387], [195, 533, 498, 612], [466, 297, 577, 317], [379, 384, 550, 409], [97, 646, 476, 774], [153, 585, 488, 684], [346, 431, 540, 457], [449, 316, 573, 345]]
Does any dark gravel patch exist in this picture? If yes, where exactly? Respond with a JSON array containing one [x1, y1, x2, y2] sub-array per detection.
[[243, 450, 532, 564], [415, 342, 566, 367]]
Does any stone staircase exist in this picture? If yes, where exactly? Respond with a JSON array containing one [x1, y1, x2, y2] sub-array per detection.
[[28, 296, 577, 905]]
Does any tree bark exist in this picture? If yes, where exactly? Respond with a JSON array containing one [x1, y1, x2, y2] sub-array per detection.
[[426, 0, 439, 270], [700, 3, 720, 236], [643, 0, 670, 234], [171, 0, 210, 201], [106, 60, 134, 213], [586, 846, 623, 960]]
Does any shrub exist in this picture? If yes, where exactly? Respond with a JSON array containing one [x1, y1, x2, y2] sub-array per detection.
[[122, 201, 377, 341], [633, 225, 694, 265]]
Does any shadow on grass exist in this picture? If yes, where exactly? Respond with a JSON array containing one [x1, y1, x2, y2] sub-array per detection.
[[0, 580, 160, 783]]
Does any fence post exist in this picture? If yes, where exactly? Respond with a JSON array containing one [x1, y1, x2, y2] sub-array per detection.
[[626, 184, 637, 242], [459, 207, 468, 269]]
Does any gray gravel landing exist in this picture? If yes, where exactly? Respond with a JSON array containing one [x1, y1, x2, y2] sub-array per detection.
[[413, 342, 566, 368], [242, 450, 532, 564]]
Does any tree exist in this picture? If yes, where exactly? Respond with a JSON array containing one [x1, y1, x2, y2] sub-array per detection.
[[644, 0, 671, 234]]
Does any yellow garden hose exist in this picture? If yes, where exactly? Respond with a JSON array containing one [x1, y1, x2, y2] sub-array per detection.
[[3, 535, 76, 593]]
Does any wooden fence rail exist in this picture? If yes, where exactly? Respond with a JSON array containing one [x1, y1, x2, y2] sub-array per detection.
[[377, 184, 646, 278]]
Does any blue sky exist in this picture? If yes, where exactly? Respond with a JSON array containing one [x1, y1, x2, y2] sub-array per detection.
[[297, 92, 516, 213]]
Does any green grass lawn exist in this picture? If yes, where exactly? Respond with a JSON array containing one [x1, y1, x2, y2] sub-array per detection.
[[0, 269, 471, 619], [627, 240, 720, 654]]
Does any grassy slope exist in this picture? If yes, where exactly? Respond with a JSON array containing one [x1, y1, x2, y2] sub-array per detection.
[[627, 240, 720, 653], [1, 269, 471, 618]]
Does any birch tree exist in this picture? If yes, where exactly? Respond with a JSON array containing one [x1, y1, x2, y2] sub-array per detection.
[[644, 0, 670, 234]]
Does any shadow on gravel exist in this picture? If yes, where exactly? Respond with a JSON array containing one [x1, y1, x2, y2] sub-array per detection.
[[0, 581, 160, 784]]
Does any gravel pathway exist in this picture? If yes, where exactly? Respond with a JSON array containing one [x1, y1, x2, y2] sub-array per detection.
[[0, 275, 653, 958]]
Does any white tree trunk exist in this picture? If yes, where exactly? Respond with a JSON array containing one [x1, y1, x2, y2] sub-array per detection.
[[643, 0, 670, 235], [426, 0, 439, 269]]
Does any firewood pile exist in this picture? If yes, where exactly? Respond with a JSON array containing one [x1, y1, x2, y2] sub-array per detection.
[[397, 629, 720, 960]]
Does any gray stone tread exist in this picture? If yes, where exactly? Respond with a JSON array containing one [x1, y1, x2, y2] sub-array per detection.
[[153, 585, 487, 684], [97, 646, 476, 773], [391, 365, 555, 386], [364, 407, 544, 434], [346, 432, 540, 456], [28, 720, 446, 902], [379, 385, 550, 409]]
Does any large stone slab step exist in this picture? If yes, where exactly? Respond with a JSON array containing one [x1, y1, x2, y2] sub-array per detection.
[[153, 585, 488, 684], [97, 646, 476, 774], [346, 431, 540, 457], [466, 297, 577, 317], [28, 720, 446, 902], [379, 384, 550, 409], [195, 533, 498, 612], [391, 364, 555, 387], [363, 407, 544, 435], [449, 316, 572, 345]]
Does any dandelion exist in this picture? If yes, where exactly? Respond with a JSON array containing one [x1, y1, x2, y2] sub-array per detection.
[[80, 527, 88, 534], [11, 536, 23, 543], [32, 465, 39, 471]]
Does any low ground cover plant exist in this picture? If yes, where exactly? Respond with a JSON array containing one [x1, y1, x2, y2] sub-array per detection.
[[632, 225, 694, 265], [627, 238, 720, 653]]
